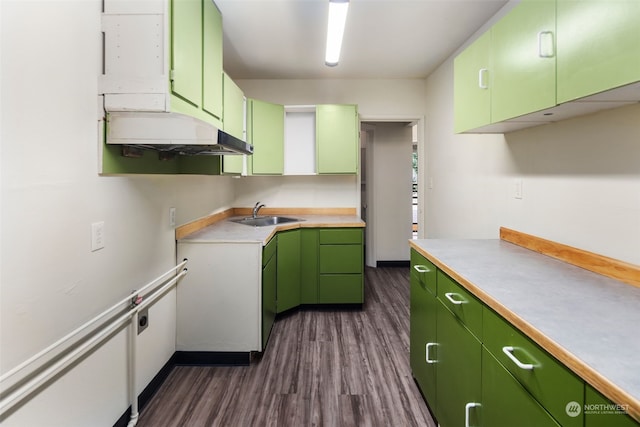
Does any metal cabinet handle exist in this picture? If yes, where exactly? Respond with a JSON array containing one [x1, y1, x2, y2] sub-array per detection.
[[538, 31, 554, 58], [502, 346, 535, 370], [478, 68, 489, 89], [413, 265, 431, 273], [465, 402, 481, 427], [425, 342, 438, 364], [444, 292, 466, 305]]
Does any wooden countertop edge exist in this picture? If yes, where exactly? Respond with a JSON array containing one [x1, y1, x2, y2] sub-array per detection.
[[176, 207, 363, 241], [409, 239, 640, 422], [500, 227, 640, 288]]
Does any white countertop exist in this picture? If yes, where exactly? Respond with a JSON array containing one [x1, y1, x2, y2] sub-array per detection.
[[178, 214, 365, 245], [411, 238, 640, 420]]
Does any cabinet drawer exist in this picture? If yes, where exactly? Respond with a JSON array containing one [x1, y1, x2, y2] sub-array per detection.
[[262, 237, 277, 267], [436, 271, 482, 339], [319, 245, 362, 274], [483, 308, 584, 427], [482, 347, 561, 427], [410, 249, 437, 295], [318, 274, 363, 303], [319, 228, 362, 244]]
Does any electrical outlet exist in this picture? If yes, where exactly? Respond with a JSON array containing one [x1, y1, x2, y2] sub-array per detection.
[[514, 179, 523, 199], [138, 308, 149, 335], [169, 207, 176, 227], [91, 221, 105, 251]]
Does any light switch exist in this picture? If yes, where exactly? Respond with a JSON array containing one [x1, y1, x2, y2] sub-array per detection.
[[514, 179, 523, 199], [169, 207, 176, 227], [91, 221, 105, 251]]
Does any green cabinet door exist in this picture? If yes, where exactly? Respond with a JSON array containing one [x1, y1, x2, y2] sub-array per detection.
[[222, 73, 245, 175], [262, 248, 277, 351], [436, 301, 482, 427], [453, 30, 492, 133], [409, 255, 438, 410], [202, 0, 223, 121], [277, 230, 301, 313], [482, 347, 561, 427], [557, 0, 640, 103], [171, 0, 202, 107], [491, 0, 556, 122], [316, 104, 358, 174], [584, 385, 640, 427], [250, 99, 284, 175], [300, 229, 319, 304]]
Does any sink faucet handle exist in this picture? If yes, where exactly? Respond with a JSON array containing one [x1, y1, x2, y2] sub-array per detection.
[[252, 202, 266, 218]]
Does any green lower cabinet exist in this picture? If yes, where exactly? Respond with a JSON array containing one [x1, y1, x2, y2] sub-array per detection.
[[277, 229, 301, 313], [318, 274, 362, 303], [436, 301, 482, 427], [482, 346, 560, 426], [300, 229, 319, 304], [319, 245, 362, 274], [483, 308, 584, 427], [262, 240, 277, 351], [318, 228, 364, 304], [409, 259, 438, 409], [584, 385, 640, 427]]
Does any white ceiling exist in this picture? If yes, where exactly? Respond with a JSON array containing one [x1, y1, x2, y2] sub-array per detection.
[[216, 0, 509, 80]]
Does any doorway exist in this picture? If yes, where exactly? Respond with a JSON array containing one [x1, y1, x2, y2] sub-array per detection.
[[360, 121, 417, 266]]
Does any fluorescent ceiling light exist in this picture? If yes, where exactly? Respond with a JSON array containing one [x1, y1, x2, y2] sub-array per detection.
[[325, 0, 349, 67]]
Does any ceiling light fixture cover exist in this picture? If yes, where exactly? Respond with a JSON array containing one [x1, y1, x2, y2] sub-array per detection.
[[325, 0, 349, 66]]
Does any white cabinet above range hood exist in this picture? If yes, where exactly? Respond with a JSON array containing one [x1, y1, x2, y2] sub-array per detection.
[[98, 0, 251, 156]]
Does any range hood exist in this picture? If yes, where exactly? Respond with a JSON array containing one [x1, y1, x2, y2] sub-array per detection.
[[105, 111, 253, 156]]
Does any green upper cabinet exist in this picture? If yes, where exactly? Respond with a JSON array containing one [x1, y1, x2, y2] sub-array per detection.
[[170, 0, 223, 128], [453, 31, 491, 133], [222, 73, 245, 175], [316, 104, 359, 174], [557, 0, 640, 103], [249, 98, 284, 175], [491, 0, 556, 122], [171, 0, 202, 108], [202, 0, 223, 121]]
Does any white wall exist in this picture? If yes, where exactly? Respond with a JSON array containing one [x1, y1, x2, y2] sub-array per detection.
[[369, 122, 413, 262], [233, 175, 358, 209], [0, 2, 236, 425], [423, 39, 640, 265]]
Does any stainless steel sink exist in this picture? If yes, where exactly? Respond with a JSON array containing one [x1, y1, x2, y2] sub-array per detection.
[[230, 216, 303, 227]]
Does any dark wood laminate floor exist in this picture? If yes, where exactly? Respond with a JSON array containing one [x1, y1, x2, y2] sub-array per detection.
[[137, 267, 436, 427]]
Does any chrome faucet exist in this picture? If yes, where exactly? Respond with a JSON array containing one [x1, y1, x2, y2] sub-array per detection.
[[252, 202, 265, 218]]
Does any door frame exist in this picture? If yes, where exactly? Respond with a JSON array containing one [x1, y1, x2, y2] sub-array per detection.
[[359, 115, 425, 267]]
